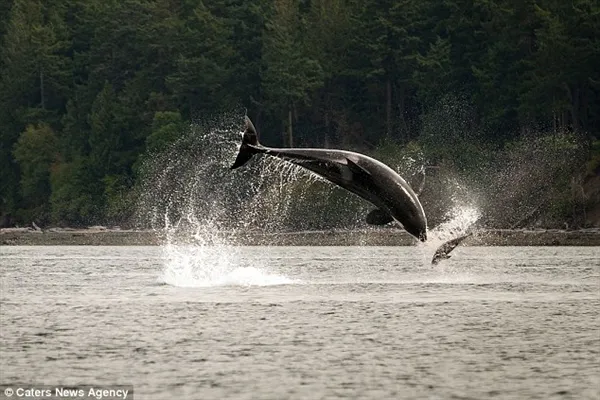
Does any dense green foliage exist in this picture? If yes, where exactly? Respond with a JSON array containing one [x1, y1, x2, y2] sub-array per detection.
[[1, 0, 599, 227]]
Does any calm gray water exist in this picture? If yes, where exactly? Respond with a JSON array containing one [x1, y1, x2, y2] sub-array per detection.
[[1, 245, 599, 399]]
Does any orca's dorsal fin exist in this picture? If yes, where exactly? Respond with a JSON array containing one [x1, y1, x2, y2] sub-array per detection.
[[346, 158, 371, 178], [366, 209, 394, 225]]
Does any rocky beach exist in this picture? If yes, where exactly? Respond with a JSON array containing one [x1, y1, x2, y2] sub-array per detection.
[[2, 227, 599, 246]]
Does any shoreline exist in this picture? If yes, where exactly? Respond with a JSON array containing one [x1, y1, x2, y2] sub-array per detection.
[[1, 228, 600, 246]]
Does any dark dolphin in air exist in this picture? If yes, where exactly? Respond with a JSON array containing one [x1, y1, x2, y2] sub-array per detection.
[[231, 116, 428, 241], [431, 232, 473, 264]]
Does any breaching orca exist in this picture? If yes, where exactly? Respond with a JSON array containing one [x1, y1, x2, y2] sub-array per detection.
[[231, 116, 428, 241]]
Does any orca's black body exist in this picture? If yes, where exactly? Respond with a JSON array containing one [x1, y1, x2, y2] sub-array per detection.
[[231, 117, 428, 241]]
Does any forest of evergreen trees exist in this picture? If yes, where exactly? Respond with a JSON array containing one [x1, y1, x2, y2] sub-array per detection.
[[1, 0, 599, 228]]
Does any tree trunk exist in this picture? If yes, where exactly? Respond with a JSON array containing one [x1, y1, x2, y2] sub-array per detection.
[[249, 96, 263, 131], [386, 79, 392, 137], [397, 85, 406, 141], [571, 86, 580, 132], [40, 69, 45, 110], [581, 83, 589, 131], [287, 107, 293, 147], [324, 111, 330, 148], [552, 96, 556, 133]]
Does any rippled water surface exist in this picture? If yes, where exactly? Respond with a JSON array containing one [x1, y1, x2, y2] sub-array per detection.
[[1, 246, 599, 399]]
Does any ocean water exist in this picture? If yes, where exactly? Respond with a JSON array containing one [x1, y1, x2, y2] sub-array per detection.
[[0, 245, 598, 399]]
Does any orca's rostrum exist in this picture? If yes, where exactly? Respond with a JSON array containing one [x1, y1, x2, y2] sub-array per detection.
[[231, 116, 428, 242]]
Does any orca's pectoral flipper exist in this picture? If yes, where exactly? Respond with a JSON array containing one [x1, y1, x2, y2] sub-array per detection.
[[366, 209, 394, 225], [231, 116, 261, 169]]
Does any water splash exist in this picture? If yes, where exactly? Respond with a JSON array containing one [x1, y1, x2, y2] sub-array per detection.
[[153, 207, 297, 287], [157, 243, 294, 287], [430, 205, 481, 242], [417, 203, 481, 264], [135, 116, 310, 287]]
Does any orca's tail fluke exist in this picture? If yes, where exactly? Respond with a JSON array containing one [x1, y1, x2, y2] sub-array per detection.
[[231, 116, 261, 169]]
